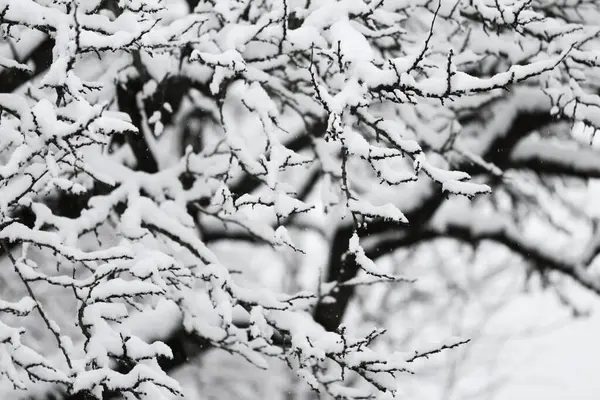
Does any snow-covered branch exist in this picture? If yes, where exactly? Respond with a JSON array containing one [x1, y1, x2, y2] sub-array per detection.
[[2, 0, 600, 398]]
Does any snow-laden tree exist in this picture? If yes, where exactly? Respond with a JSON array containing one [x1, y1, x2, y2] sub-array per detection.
[[2, 0, 600, 399]]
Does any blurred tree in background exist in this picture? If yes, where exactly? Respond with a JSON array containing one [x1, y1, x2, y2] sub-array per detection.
[[2, 0, 600, 399]]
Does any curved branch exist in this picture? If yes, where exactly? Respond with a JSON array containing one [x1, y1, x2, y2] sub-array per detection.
[[368, 206, 600, 297], [313, 191, 444, 332], [0, 34, 53, 93], [433, 214, 600, 296], [314, 93, 560, 331], [508, 136, 600, 178]]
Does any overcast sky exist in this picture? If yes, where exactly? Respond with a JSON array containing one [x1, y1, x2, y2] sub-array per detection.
[[492, 292, 600, 400]]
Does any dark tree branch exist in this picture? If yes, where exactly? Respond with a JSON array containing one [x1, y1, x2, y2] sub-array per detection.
[[460, 111, 557, 176], [313, 193, 444, 332], [507, 137, 600, 178], [0, 37, 54, 93], [313, 107, 566, 332], [115, 78, 159, 174], [434, 222, 600, 296]]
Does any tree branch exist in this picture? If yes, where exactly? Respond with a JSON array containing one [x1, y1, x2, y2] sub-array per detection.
[[507, 135, 600, 178], [0, 35, 53, 93], [432, 208, 600, 296], [313, 94, 570, 331]]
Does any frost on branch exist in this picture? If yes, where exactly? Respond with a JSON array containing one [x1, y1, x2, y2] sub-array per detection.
[[2, 0, 600, 399]]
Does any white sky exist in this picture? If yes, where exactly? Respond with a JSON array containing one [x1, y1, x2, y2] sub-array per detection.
[[492, 293, 600, 400]]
